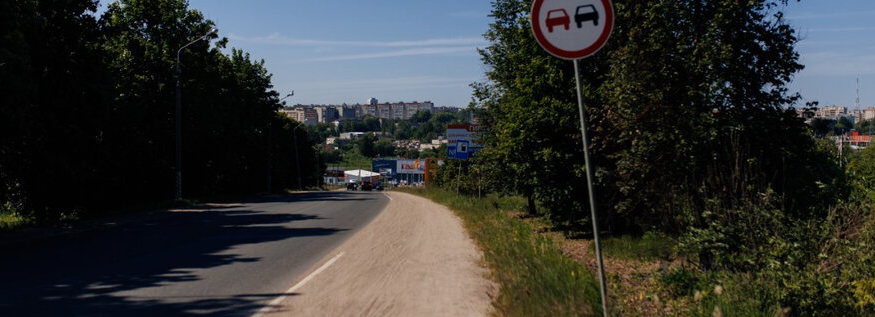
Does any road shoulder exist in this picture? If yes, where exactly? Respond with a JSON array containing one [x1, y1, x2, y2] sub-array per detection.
[[260, 191, 496, 317]]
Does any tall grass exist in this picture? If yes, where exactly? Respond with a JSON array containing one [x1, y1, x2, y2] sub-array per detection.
[[397, 187, 602, 316], [599, 232, 675, 261]]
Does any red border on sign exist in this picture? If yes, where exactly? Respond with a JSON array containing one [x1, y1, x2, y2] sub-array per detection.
[[531, 0, 614, 60]]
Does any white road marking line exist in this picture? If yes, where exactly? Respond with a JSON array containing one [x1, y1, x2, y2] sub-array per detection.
[[251, 252, 345, 317], [384, 193, 393, 201]]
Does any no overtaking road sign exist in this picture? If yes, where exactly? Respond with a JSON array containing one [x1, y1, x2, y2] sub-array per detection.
[[531, 0, 614, 60], [531, 0, 614, 315]]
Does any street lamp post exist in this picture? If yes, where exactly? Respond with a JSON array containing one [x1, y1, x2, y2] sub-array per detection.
[[175, 27, 217, 201], [267, 91, 294, 193], [292, 123, 304, 190]]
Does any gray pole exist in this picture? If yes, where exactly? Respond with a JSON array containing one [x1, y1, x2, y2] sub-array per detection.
[[293, 125, 303, 190], [174, 28, 216, 201], [175, 53, 183, 201], [574, 59, 609, 316]]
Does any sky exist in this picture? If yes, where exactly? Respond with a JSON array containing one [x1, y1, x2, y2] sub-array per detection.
[[784, 1, 875, 109], [96, 1, 875, 109], [183, 0, 493, 108]]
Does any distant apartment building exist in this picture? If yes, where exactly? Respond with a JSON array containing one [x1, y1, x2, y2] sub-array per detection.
[[850, 107, 875, 121], [282, 99, 435, 123], [315, 106, 339, 123], [337, 105, 357, 120], [279, 107, 318, 125], [815, 105, 847, 119], [435, 106, 461, 113]]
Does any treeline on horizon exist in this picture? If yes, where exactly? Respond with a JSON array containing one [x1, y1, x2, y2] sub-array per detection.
[[426, 0, 875, 314], [1, 0, 318, 223]]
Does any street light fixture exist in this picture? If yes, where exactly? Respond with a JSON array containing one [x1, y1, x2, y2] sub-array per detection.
[[280, 91, 295, 103], [175, 27, 217, 201]]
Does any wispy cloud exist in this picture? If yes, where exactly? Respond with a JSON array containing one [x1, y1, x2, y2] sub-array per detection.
[[805, 27, 875, 33], [295, 76, 479, 94], [303, 47, 477, 62], [800, 51, 875, 76], [228, 32, 487, 48], [787, 10, 875, 21]]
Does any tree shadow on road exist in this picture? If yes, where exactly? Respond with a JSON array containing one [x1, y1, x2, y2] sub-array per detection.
[[0, 199, 345, 316]]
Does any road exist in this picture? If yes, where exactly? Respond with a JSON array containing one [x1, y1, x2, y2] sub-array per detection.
[[0, 191, 388, 317]]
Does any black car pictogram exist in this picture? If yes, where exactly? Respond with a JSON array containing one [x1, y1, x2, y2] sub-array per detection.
[[575, 5, 599, 27]]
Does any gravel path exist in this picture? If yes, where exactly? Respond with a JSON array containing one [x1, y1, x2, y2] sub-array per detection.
[[258, 191, 496, 317]]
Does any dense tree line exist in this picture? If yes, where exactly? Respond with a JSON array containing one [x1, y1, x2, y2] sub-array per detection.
[[466, 0, 874, 313], [1, 0, 317, 223]]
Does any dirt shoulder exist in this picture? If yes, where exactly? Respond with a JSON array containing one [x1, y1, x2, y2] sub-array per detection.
[[261, 191, 496, 317]]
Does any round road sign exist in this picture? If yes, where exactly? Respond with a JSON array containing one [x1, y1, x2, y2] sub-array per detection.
[[531, 0, 614, 60]]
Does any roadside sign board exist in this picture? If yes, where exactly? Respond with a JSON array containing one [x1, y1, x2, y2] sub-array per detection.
[[446, 124, 482, 160], [531, 0, 614, 60], [456, 140, 470, 160]]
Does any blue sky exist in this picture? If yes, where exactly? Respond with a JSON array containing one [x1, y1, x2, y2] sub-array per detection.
[[97, 1, 875, 109], [185, 0, 493, 107], [785, 1, 875, 109]]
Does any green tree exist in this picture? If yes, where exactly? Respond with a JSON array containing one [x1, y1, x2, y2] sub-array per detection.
[[0, 0, 111, 221], [473, 0, 839, 247], [849, 145, 875, 201], [358, 133, 377, 157], [374, 138, 395, 158], [410, 110, 432, 123], [856, 118, 875, 134], [836, 116, 854, 134]]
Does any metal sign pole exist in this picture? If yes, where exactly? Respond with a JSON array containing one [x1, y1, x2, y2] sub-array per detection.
[[574, 59, 608, 315]]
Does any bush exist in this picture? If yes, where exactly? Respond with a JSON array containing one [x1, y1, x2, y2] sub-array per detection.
[[659, 266, 702, 297]]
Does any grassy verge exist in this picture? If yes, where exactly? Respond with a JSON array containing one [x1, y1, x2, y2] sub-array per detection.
[[599, 232, 675, 261], [396, 187, 602, 317]]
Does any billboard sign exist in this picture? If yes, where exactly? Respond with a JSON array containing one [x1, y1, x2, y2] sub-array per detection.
[[396, 159, 425, 174], [446, 124, 482, 160], [372, 159, 396, 179]]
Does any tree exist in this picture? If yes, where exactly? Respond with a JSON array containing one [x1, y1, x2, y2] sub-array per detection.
[[836, 116, 854, 134], [410, 110, 432, 123], [0, 0, 111, 221], [856, 118, 875, 134], [473, 0, 837, 246], [358, 133, 377, 157], [374, 138, 395, 157], [473, 0, 592, 220]]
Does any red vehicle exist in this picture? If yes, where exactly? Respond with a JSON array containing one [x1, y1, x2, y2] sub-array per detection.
[[546, 9, 570, 33]]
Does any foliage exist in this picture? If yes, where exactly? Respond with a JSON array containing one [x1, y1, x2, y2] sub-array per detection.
[[659, 266, 703, 297], [472, 0, 591, 224], [0, 0, 316, 224], [473, 0, 846, 265], [855, 119, 875, 134], [848, 144, 875, 202], [465, 0, 875, 315]]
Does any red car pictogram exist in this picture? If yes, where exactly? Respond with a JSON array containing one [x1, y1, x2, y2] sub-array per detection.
[[546, 9, 570, 33]]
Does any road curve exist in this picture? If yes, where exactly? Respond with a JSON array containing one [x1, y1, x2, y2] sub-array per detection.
[[0, 191, 388, 317]]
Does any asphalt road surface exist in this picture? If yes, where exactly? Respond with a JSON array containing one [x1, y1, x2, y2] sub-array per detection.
[[0, 191, 388, 317]]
